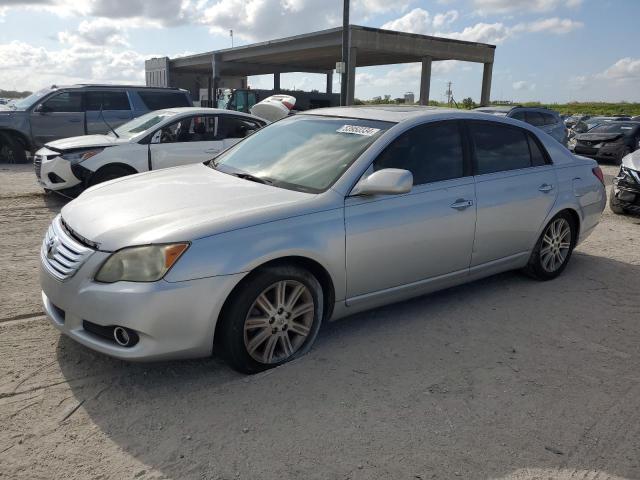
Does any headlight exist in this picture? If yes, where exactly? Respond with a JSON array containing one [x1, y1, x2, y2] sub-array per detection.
[[95, 243, 189, 283], [61, 148, 104, 165]]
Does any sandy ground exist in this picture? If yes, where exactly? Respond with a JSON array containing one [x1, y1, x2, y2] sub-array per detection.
[[0, 163, 639, 480]]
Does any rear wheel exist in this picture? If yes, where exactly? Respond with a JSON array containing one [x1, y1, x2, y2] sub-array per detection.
[[524, 212, 577, 281], [88, 165, 134, 187], [219, 264, 323, 374], [0, 132, 27, 164]]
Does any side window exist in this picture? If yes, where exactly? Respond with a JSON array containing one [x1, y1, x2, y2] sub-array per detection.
[[158, 115, 217, 143], [85, 91, 130, 111], [542, 113, 557, 126], [219, 117, 264, 139], [41, 92, 82, 113], [470, 122, 532, 174], [373, 121, 465, 185], [138, 91, 191, 110], [511, 111, 525, 121], [528, 134, 548, 167], [525, 112, 545, 127]]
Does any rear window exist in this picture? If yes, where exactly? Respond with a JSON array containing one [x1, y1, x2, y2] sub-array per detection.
[[470, 122, 533, 174], [137, 90, 191, 111], [85, 91, 130, 111]]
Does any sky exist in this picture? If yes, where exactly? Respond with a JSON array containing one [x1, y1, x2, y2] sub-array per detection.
[[0, 0, 639, 103]]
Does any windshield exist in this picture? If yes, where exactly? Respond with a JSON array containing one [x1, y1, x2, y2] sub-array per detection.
[[11, 88, 53, 110], [114, 110, 181, 138], [212, 115, 392, 193], [589, 122, 638, 134]]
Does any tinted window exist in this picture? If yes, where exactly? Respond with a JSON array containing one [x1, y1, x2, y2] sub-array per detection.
[[41, 92, 82, 113], [525, 112, 545, 127], [219, 116, 264, 139], [511, 111, 525, 121], [470, 122, 532, 174], [528, 135, 548, 167], [138, 90, 190, 110], [374, 121, 464, 185], [85, 91, 130, 111], [542, 113, 557, 126]]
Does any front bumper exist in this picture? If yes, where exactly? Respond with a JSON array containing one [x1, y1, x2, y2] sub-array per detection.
[[35, 148, 82, 191], [40, 250, 244, 361], [612, 168, 640, 212]]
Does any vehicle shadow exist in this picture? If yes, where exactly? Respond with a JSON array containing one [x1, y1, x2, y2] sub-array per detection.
[[56, 252, 640, 479]]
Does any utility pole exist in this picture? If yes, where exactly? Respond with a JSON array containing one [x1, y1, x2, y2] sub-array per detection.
[[230, 29, 234, 48], [340, 0, 350, 106], [446, 81, 453, 106]]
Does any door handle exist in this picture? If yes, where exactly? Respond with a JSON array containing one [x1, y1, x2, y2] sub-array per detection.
[[69, 119, 81, 123], [450, 199, 473, 210], [538, 183, 554, 193]]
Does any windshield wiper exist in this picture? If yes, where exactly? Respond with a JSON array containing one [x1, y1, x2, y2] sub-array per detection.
[[233, 172, 272, 185]]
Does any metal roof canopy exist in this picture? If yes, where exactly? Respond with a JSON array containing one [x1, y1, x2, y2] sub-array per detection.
[[151, 25, 496, 105]]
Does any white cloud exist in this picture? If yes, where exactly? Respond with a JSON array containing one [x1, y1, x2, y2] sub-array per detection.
[[0, 40, 147, 91], [472, 0, 582, 15], [513, 17, 583, 34], [381, 8, 458, 34], [512, 80, 536, 91], [58, 19, 130, 47], [598, 57, 640, 82]]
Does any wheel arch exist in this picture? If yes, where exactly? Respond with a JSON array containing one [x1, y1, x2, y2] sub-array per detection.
[[0, 128, 31, 151], [213, 255, 336, 348]]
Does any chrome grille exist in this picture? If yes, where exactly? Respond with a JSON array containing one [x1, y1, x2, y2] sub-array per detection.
[[34, 155, 43, 179], [41, 216, 94, 281]]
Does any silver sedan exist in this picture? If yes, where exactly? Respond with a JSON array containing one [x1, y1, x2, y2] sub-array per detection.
[[40, 106, 606, 373]]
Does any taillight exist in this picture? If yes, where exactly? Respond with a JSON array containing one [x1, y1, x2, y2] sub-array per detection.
[[592, 166, 605, 185]]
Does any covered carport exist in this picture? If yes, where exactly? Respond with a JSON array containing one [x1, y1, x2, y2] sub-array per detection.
[[145, 25, 496, 106]]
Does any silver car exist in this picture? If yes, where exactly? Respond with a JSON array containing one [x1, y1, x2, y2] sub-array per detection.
[[474, 106, 568, 146], [40, 106, 606, 373]]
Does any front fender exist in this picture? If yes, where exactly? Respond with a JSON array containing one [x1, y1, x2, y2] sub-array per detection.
[[165, 208, 347, 301]]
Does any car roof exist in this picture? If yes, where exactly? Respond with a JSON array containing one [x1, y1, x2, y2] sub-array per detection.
[[301, 105, 460, 123], [52, 84, 188, 91], [473, 106, 513, 113], [156, 107, 263, 119]]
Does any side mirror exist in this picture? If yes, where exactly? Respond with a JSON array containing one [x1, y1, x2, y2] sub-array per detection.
[[351, 168, 413, 196], [35, 103, 51, 113], [151, 130, 161, 144]]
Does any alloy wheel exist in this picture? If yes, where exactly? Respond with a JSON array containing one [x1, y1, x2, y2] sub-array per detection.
[[540, 218, 571, 273], [243, 280, 314, 364]]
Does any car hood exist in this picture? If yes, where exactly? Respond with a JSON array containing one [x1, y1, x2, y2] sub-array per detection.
[[622, 149, 640, 171], [61, 164, 319, 251], [45, 134, 131, 151], [575, 132, 623, 143]]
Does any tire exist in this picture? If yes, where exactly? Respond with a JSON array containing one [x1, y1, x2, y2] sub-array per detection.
[[609, 186, 626, 215], [88, 165, 134, 187], [616, 147, 631, 165], [0, 132, 27, 164], [219, 264, 323, 374], [524, 211, 577, 281]]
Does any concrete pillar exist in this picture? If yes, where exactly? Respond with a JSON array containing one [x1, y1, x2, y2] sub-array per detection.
[[326, 71, 333, 94], [346, 46, 357, 106], [481, 62, 493, 106], [211, 54, 221, 107], [419, 56, 432, 106], [274, 73, 280, 93]]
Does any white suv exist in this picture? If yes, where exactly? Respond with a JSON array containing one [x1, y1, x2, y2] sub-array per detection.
[[34, 107, 266, 195]]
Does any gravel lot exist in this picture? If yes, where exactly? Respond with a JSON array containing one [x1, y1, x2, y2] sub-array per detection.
[[0, 163, 639, 480]]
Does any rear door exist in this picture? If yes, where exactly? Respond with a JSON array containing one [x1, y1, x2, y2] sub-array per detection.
[[85, 90, 133, 134], [30, 91, 84, 146], [345, 120, 476, 299], [468, 120, 557, 267], [149, 114, 223, 170]]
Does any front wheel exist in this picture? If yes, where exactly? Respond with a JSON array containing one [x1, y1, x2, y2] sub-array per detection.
[[88, 165, 133, 187], [0, 132, 27, 164], [524, 212, 577, 281], [609, 186, 626, 215], [219, 265, 323, 374]]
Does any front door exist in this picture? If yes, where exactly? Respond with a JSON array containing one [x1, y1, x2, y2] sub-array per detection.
[[30, 91, 84, 147], [150, 115, 223, 170], [345, 121, 477, 300], [467, 120, 558, 267]]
